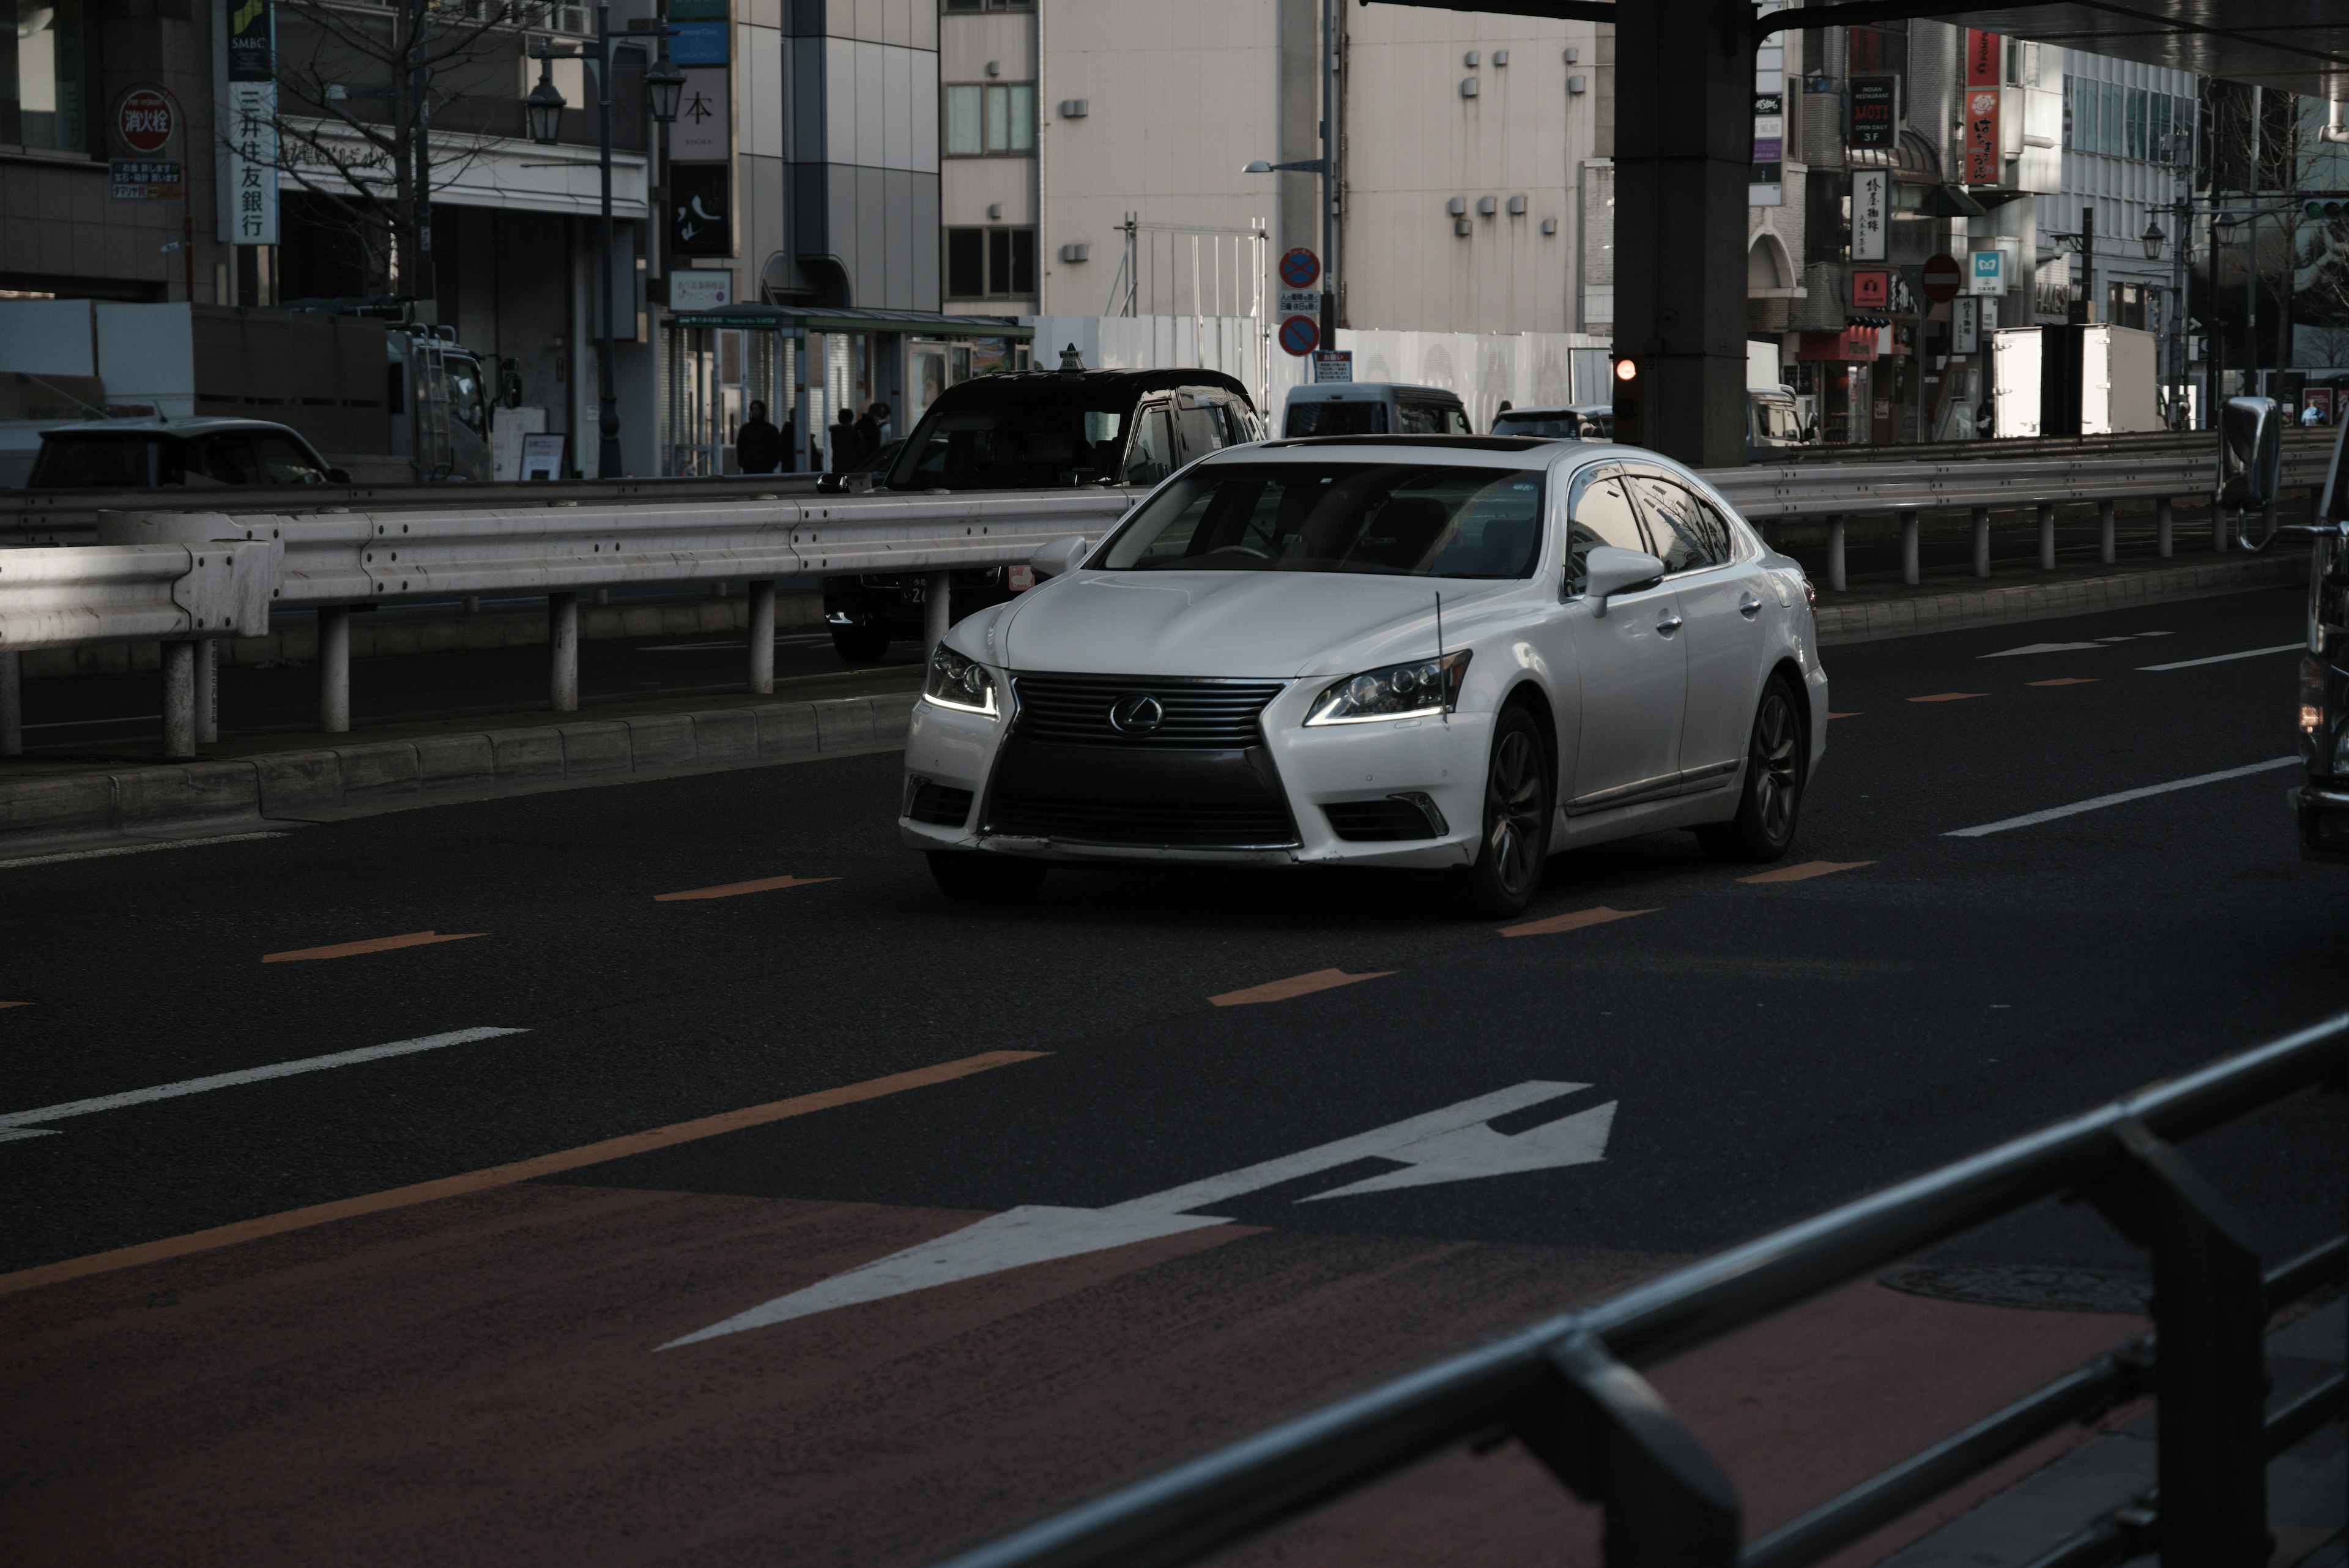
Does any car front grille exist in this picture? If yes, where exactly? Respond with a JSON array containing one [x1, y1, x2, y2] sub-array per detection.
[[988, 795, 1297, 848], [1010, 673, 1286, 747]]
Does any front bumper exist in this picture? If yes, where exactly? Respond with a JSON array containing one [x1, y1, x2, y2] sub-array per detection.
[[2295, 782, 2349, 862], [899, 680, 1493, 870]]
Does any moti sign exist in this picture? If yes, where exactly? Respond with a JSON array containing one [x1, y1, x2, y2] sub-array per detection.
[[114, 85, 176, 155], [1847, 76, 1896, 150]]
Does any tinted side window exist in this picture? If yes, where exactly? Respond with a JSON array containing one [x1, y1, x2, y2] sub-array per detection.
[[1396, 399, 1443, 434], [1124, 406, 1176, 486], [35, 437, 154, 488], [1175, 404, 1223, 463], [1629, 475, 1730, 573], [1564, 469, 1647, 596], [198, 434, 261, 485]]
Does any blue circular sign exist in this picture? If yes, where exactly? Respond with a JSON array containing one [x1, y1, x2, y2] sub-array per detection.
[[1278, 247, 1321, 289], [1278, 314, 1319, 356]]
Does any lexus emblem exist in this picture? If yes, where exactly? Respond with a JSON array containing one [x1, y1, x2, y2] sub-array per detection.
[[1108, 693, 1165, 735]]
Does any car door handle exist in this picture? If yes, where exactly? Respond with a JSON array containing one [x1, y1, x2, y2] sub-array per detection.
[[1655, 611, 1683, 636], [1739, 593, 1764, 619]]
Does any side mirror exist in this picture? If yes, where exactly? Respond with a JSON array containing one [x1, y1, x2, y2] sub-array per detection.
[[1583, 545, 1666, 616], [325, 466, 351, 484], [2221, 396, 2282, 517], [1030, 533, 1091, 579]]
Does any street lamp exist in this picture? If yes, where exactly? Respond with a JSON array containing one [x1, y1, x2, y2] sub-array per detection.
[[2140, 218, 2164, 261], [645, 52, 685, 127], [525, 9, 677, 481], [1241, 0, 1340, 356], [1242, 156, 1335, 350]]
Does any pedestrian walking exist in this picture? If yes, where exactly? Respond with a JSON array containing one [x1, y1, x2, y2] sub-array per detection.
[[829, 406, 864, 473], [735, 400, 784, 474]]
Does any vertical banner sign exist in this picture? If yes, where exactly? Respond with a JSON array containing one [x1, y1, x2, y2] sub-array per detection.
[[1852, 169, 1888, 262], [1964, 31, 2002, 185], [1750, 92, 1784, 207], [223, 0, 278, 245], [1953, 296, 1981, 355], [1847, 76, 1897, 150], [670, 20, 730, 162]]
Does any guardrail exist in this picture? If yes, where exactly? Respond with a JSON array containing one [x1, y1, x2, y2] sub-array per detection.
[[931, 1015, 2349, 1568], [0, 434, 2332, 759]]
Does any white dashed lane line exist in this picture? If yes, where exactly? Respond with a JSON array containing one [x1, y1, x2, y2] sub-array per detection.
[[1945, 756, 2300, 838], [2138, 643, 2304, 672]]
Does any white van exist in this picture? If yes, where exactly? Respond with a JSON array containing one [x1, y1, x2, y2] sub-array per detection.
[[1282, 382, 1472, 438]]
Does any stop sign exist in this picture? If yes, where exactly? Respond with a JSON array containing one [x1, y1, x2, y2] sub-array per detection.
[[114, 85, 176, 155], [1922, 252, 1963, 305]]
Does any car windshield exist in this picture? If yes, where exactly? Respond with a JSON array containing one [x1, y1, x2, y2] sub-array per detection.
[[1285, 399, 1387, 437], [1491, 413, 1580, 439], [886, 381, 1135, 489], [1097, 461, 1546, 578]]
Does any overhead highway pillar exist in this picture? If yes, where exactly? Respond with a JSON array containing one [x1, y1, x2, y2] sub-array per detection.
[[1899, 510, 1920, 585], [195, 640, 218, 745], [2038, 504, 2057, 571], [2098, 499, 2117, 565], [1612, 0, 1751, 468], [1825, 518, 1845, 593]]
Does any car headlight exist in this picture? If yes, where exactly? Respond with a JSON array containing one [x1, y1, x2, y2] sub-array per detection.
[[924, 645, 1000, 717], [1304, 650, 1472, 726]]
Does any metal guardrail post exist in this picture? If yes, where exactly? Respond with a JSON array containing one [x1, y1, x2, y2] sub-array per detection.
[[1898, 510, 1920, 586], [2091, 1118, 2269, 1567], [1521, 1332, 1740, 1567], [925, 571, 952, 656], [194, 640, 218, 746], [748, 581, 776, 695], [2037, 503, 2057, 571], [0, 650, 20, 756], [319, 607, 351, 734], [161, 641, 196, 759], [2157, 497, 2174, 559], [2098, 499, 2118, 565], [1826, 518, 1846, 593], [1971, 507, 1991, 579], [550, 592, 581, 713], [2214, 502, 2227, 554]]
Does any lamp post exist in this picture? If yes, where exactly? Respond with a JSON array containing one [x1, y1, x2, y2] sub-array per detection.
[[1242, 0, 1340, 352], [526, 5, 683, 479]]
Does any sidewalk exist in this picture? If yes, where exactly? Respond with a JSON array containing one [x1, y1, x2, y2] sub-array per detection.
[[0, 546, 2310, 858]]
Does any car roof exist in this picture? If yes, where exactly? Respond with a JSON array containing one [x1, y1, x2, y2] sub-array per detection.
[[1283, 382, 1460, 402], [1491, 407, 1583, 418], [933, 366, 1253, 405], [1260, 434, 1557, 454], [37, 417, 307, 437]]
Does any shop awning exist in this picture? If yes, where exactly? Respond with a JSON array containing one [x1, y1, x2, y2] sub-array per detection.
[[667, 305, 1033, 338]]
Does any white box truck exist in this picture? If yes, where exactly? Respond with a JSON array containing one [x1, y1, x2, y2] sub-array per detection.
[[1989, 324, 2159, 439]]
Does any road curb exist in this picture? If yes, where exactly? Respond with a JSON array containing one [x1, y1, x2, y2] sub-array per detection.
[[0, 691, 917, 852], [1815, 553, 2303, 646]]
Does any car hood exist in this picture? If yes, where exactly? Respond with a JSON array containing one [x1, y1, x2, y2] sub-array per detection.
[[996, 570, 1501, 679]]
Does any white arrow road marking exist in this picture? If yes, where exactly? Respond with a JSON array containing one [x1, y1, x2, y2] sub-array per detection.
[[0, 1028, 529, 1143], [661, 1080, 1616, 1348], [2138, 643, 2303, 672], [1978, 642, 2109, 658]]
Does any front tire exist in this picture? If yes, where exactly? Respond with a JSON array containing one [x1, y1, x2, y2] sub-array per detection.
[[1457, 705, 1552, 917], [927, 851, 1048, 904], [1697, 676, 1806, 863]]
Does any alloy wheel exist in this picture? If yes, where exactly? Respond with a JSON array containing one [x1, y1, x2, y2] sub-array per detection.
[[1485, 726, 1547, 895], [1753, 689, 1800, 843]]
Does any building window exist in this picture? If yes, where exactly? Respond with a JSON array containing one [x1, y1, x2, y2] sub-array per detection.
[[944, 83, 1034, 156], [1, 0, 88, 153], [946, 226, 1036, 298]]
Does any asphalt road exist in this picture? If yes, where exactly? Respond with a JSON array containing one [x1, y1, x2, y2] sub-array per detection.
[[3, 583, 2343, 1567]]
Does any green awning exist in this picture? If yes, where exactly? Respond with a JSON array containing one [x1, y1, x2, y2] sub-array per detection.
[[666, 303, 1033, 338]]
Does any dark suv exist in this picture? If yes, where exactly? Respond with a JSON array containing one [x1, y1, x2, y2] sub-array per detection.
[[28, 418, 347, 488], [823, 366, 1261, 662]]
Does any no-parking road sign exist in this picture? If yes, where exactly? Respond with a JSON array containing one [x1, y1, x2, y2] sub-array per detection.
[[1278, 314, 1320, 356], [1278, 247, 1321, 290]]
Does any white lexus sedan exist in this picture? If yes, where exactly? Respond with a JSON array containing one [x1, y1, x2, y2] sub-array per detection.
[[899, 434, 1827, 915]]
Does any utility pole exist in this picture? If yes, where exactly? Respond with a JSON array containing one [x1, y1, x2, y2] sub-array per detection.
[[596, 0, 622, 479], [2247, 85, 2261, 399], [1320, 0, 1338, 351]]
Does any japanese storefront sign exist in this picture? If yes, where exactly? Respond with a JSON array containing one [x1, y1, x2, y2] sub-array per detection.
[[675, 68, 730, 161], [111, 161, 185, 199], [1847, 76, 1896, 150], [1852, 169, 1888, 262], [1852, 269, 1890, 310], [669, 162, 732, 257], [1964, 31, 2002, 185], [1751, 91, 1784, 208], [221, 0, 280, 245]]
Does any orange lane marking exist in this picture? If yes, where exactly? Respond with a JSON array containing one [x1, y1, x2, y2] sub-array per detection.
[[655, 875, 840, 902], [1498, 905, 1657, 938], [262, 931, 487, 964], [0, 1049, 1045, 1300], [2027, 677, 2099, 687], [1737, 860, 1876, 885], [1909, 692, 1989, 704], [1210, 968, 1395, 1007], [1828, 711, 1863, 719]]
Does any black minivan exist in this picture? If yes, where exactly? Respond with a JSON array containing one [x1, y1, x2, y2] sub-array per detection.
[[822, 365, 1261, 663]]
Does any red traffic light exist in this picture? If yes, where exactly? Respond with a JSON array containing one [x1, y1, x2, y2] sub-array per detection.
[[1613, 357, 1639, 383]]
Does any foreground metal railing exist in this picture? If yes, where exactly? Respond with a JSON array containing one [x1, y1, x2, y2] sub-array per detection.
[[933, 1016, 2349, 1568]]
